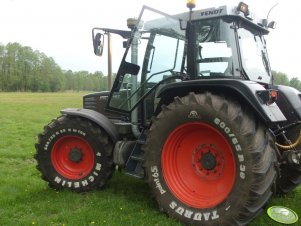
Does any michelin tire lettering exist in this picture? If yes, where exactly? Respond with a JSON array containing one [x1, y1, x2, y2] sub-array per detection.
[[54, 162, 102, 188]]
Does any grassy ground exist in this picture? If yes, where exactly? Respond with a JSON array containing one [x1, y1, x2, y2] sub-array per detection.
[[0, 92, 300, 226]]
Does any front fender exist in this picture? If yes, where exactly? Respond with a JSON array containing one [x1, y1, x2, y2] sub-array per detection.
[[61, 108, 119, 142]]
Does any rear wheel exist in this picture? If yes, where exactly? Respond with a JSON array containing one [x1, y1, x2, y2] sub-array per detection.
[[144, 92, 277, 226], [35, 115, 114, 192]]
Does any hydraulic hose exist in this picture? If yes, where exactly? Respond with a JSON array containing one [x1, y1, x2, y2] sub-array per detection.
[[276, 130, 301, 150]]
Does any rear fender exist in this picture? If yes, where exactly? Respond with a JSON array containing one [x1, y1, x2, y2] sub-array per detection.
[[276, 85, 301, 121], [156, 79, 287, 126], [61, 108, 119, 142], [274, 85, 301, 146]]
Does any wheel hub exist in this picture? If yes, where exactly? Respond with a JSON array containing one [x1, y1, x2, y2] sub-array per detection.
[[192, 144, 225, 180], [68, 147, 83, 163], [201, 151, 217, 170]]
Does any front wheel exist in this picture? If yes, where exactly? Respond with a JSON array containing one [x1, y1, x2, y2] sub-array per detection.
[[35, 115, 114, 192], [144, 92, 277, 226]]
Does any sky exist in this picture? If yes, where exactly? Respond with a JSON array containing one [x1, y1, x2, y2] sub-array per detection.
[[1, 0, 300, 79]]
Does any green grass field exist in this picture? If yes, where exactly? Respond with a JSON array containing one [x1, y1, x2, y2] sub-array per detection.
[[0, 92, 300, 226]]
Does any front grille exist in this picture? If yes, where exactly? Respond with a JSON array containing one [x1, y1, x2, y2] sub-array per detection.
[[82, 91, 122, 119], [83, 96, 98, 110]]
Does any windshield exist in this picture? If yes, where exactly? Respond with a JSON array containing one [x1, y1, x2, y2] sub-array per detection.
[[108, 7, 185, 112], [194, 19, 240, 77], [238, 26, 271, 83]]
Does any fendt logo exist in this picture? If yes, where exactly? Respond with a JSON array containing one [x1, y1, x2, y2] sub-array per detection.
[[200, 9, 223, 17]]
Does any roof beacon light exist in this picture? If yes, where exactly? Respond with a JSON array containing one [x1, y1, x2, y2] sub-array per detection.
[[238, 2, 250, 16], [187, 0, 196, 10]]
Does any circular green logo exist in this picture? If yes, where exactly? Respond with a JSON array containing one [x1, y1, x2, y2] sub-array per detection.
[[267, 206, 298, 224]]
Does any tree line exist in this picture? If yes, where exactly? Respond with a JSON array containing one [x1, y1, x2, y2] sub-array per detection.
[[0, 42, 110, 92], [0, 42, 300, 92], [272, 71, 301, 91]]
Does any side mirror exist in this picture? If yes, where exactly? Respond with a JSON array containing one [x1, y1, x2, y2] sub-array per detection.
[[268, 21, 276, 29], [93, 33, 104, 56]]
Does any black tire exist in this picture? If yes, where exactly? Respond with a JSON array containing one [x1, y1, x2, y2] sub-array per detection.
[[277, 165, 301, 194], [143, 92, 277, 226], [35, 115, 114, 192]]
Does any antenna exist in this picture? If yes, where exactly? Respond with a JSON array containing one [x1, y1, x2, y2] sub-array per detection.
[[267, 2, 278, 20]]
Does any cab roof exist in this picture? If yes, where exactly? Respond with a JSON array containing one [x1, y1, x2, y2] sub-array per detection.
[[173, 5, 270, 34]]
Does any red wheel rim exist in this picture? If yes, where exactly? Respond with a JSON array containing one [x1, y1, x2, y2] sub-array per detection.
[[51, 135, 95, 180], [162, 122, 236, 208]]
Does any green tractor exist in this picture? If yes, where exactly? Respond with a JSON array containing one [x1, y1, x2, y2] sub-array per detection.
[[35, 1, 301, 225]]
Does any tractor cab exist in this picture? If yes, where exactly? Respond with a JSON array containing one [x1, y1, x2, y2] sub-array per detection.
[[93, 3, 276, 115]]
